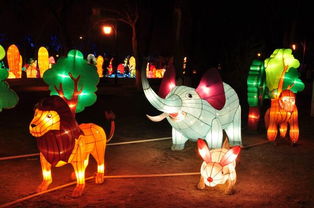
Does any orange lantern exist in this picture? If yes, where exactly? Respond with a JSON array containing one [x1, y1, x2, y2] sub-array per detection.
[[29, 96, 115, 197], [7, 44, 21, 78], [96, 55, 104, 77], [38, 47, 49, 77], [197, 139, 241, 194]]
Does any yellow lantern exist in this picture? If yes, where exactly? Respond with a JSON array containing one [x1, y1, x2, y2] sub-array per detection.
[[38, 47, 49, 77], [96, 55, 104, 77], [197, 139, 241, 194], [29, 96, 115, 197], [7, 44, 21, 78]]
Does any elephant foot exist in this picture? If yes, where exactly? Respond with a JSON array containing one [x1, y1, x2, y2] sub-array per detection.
[[72, 184, 85, 197], [95, 172, 104, 184], [171, 144, 185, 151], [36, 180, 52, 193]]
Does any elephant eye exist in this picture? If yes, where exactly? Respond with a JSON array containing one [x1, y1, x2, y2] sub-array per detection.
[[47, 114, 52, 118], [186, 93, 193, 99]]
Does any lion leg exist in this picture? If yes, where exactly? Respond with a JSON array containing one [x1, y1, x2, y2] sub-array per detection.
[[289, 110, 299, 144], [71, 161, 86, 197], [267, 109, 278, 142], [279, 122, 288, 138], [37, 153, 52, 193], [91, 141, 106, 184]]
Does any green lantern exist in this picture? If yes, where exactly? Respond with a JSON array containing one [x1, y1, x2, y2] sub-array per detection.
[[0, 68, 19, 111], [43, 50, 99, 114], [264, 49, 301, 97]]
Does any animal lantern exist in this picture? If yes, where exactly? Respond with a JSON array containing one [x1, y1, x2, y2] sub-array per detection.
[[197, 139, 241, 194], [142, 65, 242, 150], [263, 49, 304, 144], [29, 96, 115, 197]]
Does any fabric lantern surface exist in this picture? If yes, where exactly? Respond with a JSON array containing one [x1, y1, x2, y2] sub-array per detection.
[[0, 67, 19, 111], [7, 44, 21, 78], [29, 95, 115, 197], [128, 56, 136, 78], [197, 139, 240, 194], [38, 47, 50, 77], [142, 66, 242, 150], [96, 55, 104, 77], [43, 50, 99, 114]]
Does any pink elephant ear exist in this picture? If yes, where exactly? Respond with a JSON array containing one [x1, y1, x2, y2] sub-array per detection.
[[195, 68, 226, 110], [158, 63, 176, 98]]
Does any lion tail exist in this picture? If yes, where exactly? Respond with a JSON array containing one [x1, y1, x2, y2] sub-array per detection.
[[105, 110, 115, 143]]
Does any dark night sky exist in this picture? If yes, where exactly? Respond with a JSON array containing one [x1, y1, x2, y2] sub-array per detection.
[[0, 0, 314, 74]]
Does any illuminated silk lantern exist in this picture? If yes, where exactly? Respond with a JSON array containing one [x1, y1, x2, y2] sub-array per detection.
[[87, 54, 96, 65], [26, 59, 38, 78], [117, 63, 125, 74], [38, 47, 49, 77], [128, 56, 136, 78], [0, 67, 19, 111], [197, 139, 240, 194], [49, 56, 55, 68], [246, 60, 266, 130], [264, 49, 304, 144], [7, 44, 21, 78], [0, 45, 5, 60], [43, 50, 99, 114], [142, 64, 242, 150], [96, 55, 104, 77], [107, 58, 113, 76], [29, 95, 115, 197]]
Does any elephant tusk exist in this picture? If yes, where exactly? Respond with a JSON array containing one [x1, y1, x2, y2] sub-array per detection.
[[146, 113, 169, 122]]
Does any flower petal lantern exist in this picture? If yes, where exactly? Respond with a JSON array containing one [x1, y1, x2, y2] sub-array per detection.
[[43, 50, 99, 114], [7, 44, 21, 78], [142, 65, 242, 150], [29, 95, 115, 197], [264, 48, 304, 144], [197, 139, 240, 194], [0, 67, 19, 111], [38, 47, 50, 77]]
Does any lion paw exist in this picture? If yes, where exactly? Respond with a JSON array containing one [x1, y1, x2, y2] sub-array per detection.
[[36, 180, 51, 193], [95, 172, 104, 184], [72, 184, 85, 197]]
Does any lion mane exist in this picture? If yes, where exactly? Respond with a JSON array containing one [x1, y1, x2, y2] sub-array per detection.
[[34, 95, 83, 166]]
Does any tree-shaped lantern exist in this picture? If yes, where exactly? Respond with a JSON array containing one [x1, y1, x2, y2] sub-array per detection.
[[263, 49, 304, 144], [43, 50, 99, 115], [0, 46, 19, 111]]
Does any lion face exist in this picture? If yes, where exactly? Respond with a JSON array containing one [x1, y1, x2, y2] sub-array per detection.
[[29, 109, 60, 137]]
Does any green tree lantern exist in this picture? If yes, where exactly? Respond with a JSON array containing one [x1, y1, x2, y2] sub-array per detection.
[[264, 48, 301, 98], [0, 66, 19, 112], [43, 50, 99, 114]]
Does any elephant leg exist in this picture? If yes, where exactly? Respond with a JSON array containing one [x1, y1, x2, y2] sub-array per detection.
[[171, 128, 189, 151], [225, 106, 242, 146], [205, 118, 223, 148]]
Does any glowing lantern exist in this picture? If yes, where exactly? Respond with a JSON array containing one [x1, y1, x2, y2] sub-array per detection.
[[38, 47, 49, 77], [128, 56, 136, 78], [96, 55, 104, 77], [43, 50, 99, 114], [142, 65, 242, 150], [197, 139, 240, 194], [107, 58, 113, 76], [26, 59, 39, 78], [87, 54, 96, 65], [246, 60, 266, 130], [7, 44, 21, 78], [0, 67, 19, 111], [102, 25, 113, 35], [0, 45, 5, 60], [29, 96, 115, 197], [264, 49, 304, 144]]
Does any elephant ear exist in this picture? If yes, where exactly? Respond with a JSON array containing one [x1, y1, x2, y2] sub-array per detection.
[[158, 62, 176, 98], [196, 68, 226, 110]]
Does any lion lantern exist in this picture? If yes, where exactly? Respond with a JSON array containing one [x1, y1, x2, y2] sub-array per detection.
[[29, 96, 115, 197]]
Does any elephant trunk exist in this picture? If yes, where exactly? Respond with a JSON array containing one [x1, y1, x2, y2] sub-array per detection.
[[141, 68, 181, 113]]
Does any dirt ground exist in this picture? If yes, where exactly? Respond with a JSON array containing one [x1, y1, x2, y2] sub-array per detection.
[[0, 78, 313, 208]]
